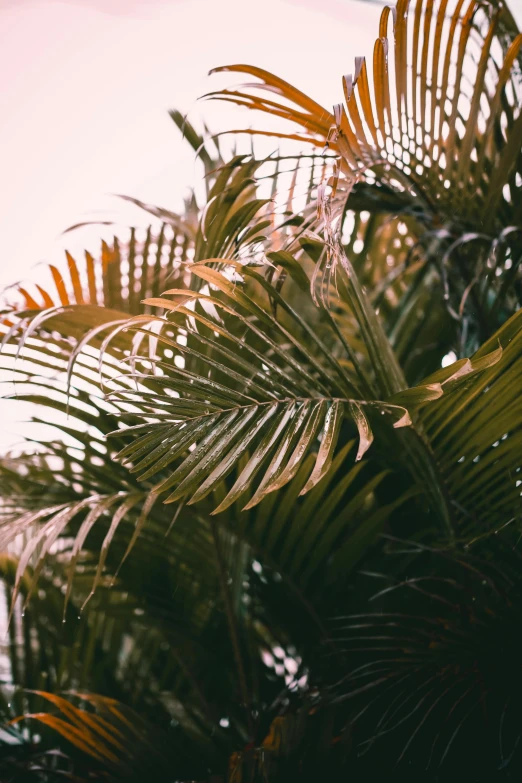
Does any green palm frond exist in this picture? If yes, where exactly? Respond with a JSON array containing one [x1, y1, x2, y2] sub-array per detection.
[[93, 260, 503, 537], [419, 308, 522, 534]]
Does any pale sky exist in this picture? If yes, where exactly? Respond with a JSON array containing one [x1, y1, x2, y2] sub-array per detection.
[[0, 0, 383, 291]]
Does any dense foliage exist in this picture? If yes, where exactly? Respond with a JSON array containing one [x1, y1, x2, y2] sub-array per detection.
[[1, 1, 521, 780]]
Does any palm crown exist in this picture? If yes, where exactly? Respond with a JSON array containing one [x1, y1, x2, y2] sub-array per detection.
[[1, 1, 521, 780]]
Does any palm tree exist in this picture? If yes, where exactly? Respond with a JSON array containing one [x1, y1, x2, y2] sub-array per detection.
[[1, 0, 521, 780]]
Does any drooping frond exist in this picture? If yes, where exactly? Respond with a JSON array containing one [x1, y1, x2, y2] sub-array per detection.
[[419, 307, 522, 536], [92, 260, 504, 536]]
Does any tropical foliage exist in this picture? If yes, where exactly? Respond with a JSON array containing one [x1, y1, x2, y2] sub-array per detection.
[[1, 0, 521, 780]]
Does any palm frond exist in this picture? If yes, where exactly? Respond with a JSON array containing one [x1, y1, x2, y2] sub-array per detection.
[[209, 2, 522, 227], [420, 307, 522, 535], [89, 259, 503, 544], [208, 1, 522, 355]]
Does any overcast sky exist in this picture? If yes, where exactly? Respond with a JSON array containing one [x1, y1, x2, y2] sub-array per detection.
[[0, 0, 384, 289]]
